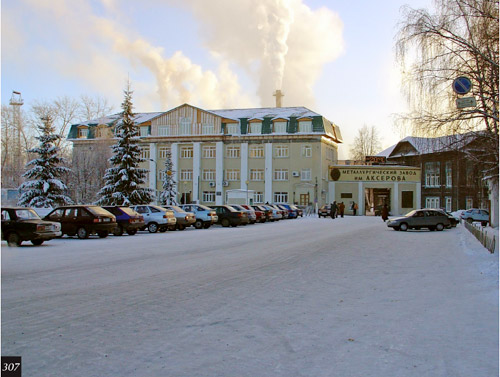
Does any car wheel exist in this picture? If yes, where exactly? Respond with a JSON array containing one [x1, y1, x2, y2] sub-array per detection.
[[148, 222, 159, 233], [467, 218, 473, 223], [127, 229, 137, 236], [77, 227, 89, 239], [7, 233, 21, 246], [194, 220, 203, 229], [221, 218, 230, 227], [481, 221, 488, 227], [31, 239, 44, 246], [436, 223, 444, 231], [113, 226, 124, 236], [399, 223, 408, 231]]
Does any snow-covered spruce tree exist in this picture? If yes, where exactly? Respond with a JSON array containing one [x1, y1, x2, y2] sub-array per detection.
[[158, 148, 178, 205], [17, 116, 73, 207], [96, 83, 154, 205]]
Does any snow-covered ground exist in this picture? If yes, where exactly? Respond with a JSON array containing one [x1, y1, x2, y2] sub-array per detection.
[[2, 216, 498, 377]]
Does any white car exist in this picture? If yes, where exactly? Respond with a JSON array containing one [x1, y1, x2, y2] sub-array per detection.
[[130, 205, 176, 233], [460, 208, 489, 226], [180, 204, 218, 229]]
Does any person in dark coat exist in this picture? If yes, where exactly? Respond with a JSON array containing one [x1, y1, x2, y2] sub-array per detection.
[[338, 202, 345, 218], [352, 202, 358, 216], [330, 201, 338, 219], [381, 204, 389, 222]]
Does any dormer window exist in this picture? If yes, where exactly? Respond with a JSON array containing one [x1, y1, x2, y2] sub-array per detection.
[[96, 125, 110, 138], [140, 126, 149, 137], [77, 126, 89, 138], [273, 121, 287, 133]]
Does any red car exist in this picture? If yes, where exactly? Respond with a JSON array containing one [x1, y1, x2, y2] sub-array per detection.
[[241, 204, 266, 223]]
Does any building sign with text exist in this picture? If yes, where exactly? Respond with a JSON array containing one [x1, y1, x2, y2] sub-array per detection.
[[329, 166, 421, 183]]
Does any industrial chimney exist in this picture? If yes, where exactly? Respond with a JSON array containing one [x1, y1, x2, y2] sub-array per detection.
[[273, 90, 284, 108]]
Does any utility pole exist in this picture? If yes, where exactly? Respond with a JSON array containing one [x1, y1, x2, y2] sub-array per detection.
[[9, 91, 24, 187]]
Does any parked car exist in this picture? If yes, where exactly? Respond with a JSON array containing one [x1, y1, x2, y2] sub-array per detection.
[[267, 204, 287, 219], [44, 205, 117, 239], [1, 207, 62, 246], [386, 209, 451, 231], [252, 205, 273, 222], [276, 204, 298, 219], [210, 205, 248, 227], [242, 204, 266, 223], [290, 204, 303, 217], [161, 205, 196, 230], [179, 204, 218, 229], [318, 205, 331, 218], [260, 205, 283, 221], [435, 209, 459, 228], [130, 205, 176, 233], [460, 208, 489, 226], [228, 205, 255, 224], [102, 206, 145, 236]]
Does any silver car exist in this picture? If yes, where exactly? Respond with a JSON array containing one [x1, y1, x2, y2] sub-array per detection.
[[460, 208, 489, 226], [161, 205, 196, 230], [387, 209, 451, 231]]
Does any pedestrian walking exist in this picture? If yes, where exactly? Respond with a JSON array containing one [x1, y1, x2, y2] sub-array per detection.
[[338, 202, 345, 218], [352, 202, 358, 216], [330, 201, 338, 219], [381, 203, 389, 222]]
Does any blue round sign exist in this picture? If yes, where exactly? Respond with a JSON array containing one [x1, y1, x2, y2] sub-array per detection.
[[453, 76, 472, 95]]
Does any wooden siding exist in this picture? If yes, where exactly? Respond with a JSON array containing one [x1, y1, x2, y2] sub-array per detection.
[[152, 105, 222, 136]]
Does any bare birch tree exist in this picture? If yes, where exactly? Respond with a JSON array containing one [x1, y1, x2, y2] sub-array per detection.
[[349, 125, 382, 161], [395, 0, 499, 179]]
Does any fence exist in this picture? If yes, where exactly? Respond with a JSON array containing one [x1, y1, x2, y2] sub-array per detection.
[[463, 221, 498, 254]]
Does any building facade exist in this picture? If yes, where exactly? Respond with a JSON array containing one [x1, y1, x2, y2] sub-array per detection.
[[68, 104, 342, 206]]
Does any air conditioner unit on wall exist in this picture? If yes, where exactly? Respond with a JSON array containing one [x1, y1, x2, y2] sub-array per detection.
[[209, 182, 216, 187], [292, 171, 300, 177], [223, 181, 229, 187]]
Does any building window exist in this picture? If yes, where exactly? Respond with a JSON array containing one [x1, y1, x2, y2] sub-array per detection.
[[274, 121, 287, 133], [301, 169, 311, 181], [425, 162, 440, 187], [326, 147, 335, 161], [274, 145, 289, 158], [298, 120, 312, 133], [202, 145, 216, 158], [250, 169, 264, 181], [203, 191, 215, 202], [202, 169, 215, 181], [249, 145, 264, 158], [273, 169, 288, 181], [78, 127, 89, 138], [140, 146, 150, 160], [445, 161, 452, 188], [274, 192, 288, 203], [226, 123, 239, 135], [158, 170, 166, 181], [180, 146, 193, 159], [402, 191, 414, 208], [445, 196, 452, 212], [96, 126, 110, 138], [302, 145, 312, 157], [202, 123, 215, 134], [180, 117, 191, 134], [425, 196, 440, 208], [225, 169, 240, 181], [466, 196, 473, 209], [254, 192, 264, 203], [249, 122, 262, 134], [180, 169, 193, 181], [226, 145, 240, 158], [140, 126, 149, 137], [466, 163, 474, 186], [159, 146, 171, 159]]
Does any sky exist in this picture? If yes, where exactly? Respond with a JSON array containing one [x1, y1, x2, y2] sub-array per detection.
[[1, 0, 435, 159]]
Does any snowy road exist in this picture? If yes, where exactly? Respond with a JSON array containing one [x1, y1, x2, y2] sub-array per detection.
[[2, 216, 498, 377]]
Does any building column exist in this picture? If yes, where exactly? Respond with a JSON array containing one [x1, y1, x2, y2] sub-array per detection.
[[328, 181, 335, 203], [193, 142, 201, 203], [358, 182, 364, 216], [171, 143, 178, 199], [241, 142, 248, 190], [216, 141, 224, 205], [416, 182, 421, 209], [392, 182, 399, 216], [265, 143, 273, 203], [149, 143, 157, 201]]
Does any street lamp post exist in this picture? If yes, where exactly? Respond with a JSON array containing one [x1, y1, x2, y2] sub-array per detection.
[[149, 158, 158, 204]]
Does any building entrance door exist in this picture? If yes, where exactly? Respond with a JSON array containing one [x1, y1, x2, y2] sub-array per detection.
[[180, 192, 191, 204], [299, 193, 310, 206], [365, 188, 391, 216]]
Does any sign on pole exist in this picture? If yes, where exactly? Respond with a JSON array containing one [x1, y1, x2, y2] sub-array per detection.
[[456, 97, 477, 109], [452, 76, 472, 95]]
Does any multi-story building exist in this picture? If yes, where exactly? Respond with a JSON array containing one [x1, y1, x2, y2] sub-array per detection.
[[379, 134, 490, 212], [68, 104, 342, 206]]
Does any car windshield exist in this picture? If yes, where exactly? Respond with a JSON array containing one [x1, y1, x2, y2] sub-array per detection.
[[197, 205, 213, 211], [87, 206, 113, 216], [119, 207, 138, 216], [15, 209, 40, 220], [405, 210, 417, 217], [167, 205, 183, 212]]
